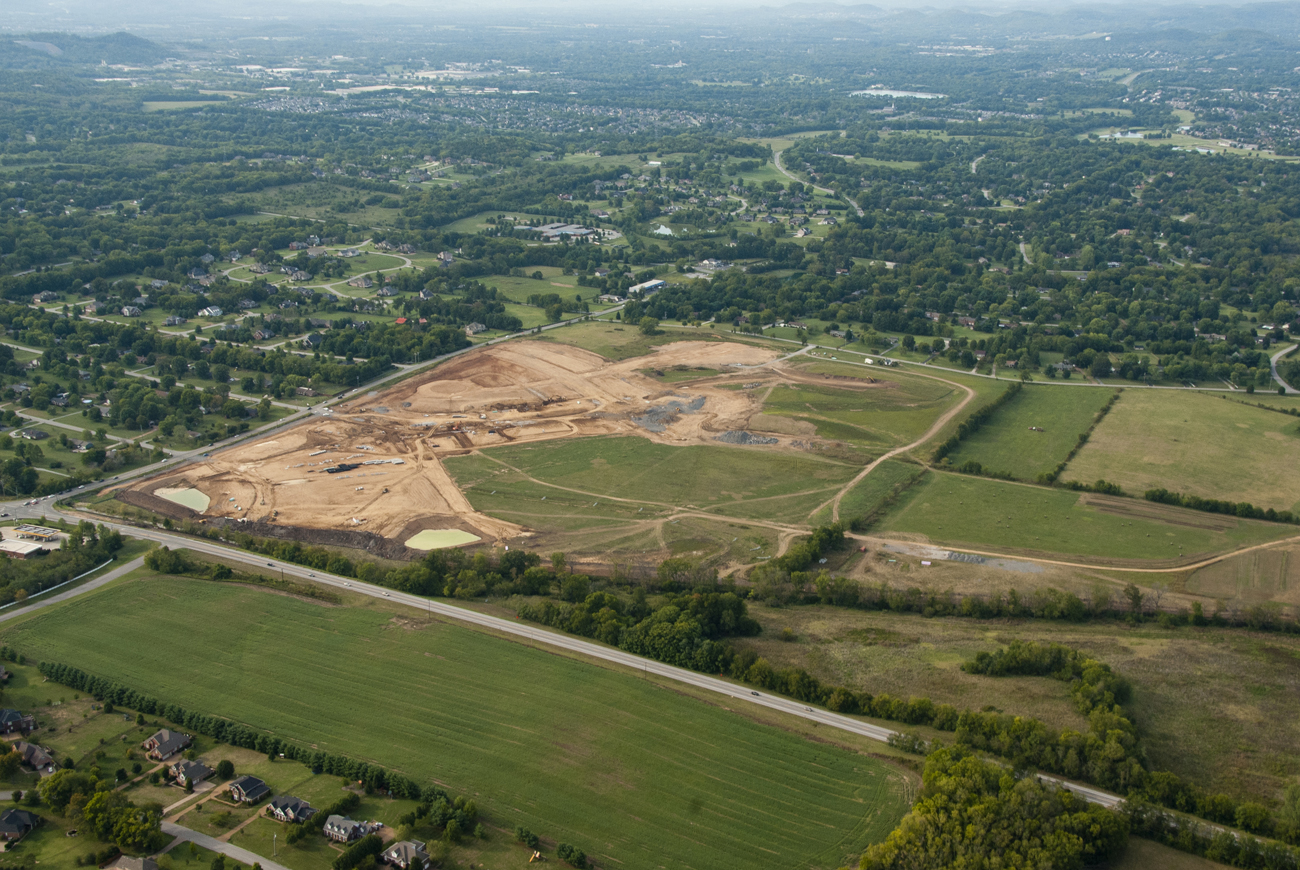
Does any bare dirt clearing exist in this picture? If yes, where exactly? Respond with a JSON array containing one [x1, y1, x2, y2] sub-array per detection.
[[118, 340, 830, 546]]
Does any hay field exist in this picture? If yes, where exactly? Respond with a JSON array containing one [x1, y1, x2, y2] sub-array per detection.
[[1, 577, 911, 870], [945, 385, 1118, 479], [1064, 390, 1300, 511], [877, 472, 1293, 562]]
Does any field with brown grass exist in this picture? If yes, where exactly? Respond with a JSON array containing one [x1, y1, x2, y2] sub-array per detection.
[[1064, 390, 1300, 512], [734, 601, 1300, 804]]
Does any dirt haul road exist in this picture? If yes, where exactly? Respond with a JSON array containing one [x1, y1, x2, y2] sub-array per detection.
[[119, 340, 817, 547]]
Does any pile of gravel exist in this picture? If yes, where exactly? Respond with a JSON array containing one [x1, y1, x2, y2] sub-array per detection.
[[715, 430, 778, 445], [632, 396, 705, 432]]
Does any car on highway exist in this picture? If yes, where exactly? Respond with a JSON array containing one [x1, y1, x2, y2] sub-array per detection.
[[266, 563, 273, 567], [383, 592, 390, 596], [751, 691, 760, 696]]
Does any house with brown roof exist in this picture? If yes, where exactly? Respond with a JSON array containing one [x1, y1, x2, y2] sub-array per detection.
[[142, 728, 191, 761], [13, 741, 52, 771]]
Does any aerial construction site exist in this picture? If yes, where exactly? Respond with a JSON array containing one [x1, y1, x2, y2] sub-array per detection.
[[114, 340, 797, 550]]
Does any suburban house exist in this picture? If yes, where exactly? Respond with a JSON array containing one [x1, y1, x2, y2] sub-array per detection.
[[302, 332, 324, 349], [382, 837, 428, 863], [464, 322, 487, 336], [382, 841, 429, 870], [0, 808, 40, 842], [108, 858, 159, 870], [121, 306, 142, 317], [33, 291, 58, 303], [347, 276, 373, 289], [323, 815, 374, 843], [290, 270, 312, 282], [229, 775, 271, 803], [13, 741, 53, 771], [267, 795, 317, 823], [198, 306, 223, 318], [163, 316, 187, 327], [170, 759, 214, 787], [0, 710, 35, 735], [142, 729, 191, 761]]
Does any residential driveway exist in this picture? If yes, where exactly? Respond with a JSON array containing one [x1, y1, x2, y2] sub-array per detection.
[[160, 821, 293, 870]]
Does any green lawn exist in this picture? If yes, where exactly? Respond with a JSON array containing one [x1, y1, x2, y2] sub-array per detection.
[[448, 435, 858, 518], [878, 472, 1294, 562], [763, 367, 963, 449], [1064, 390, 1300, 512], [540, 321, 761, 361], [813, 459, 924, 526], [0, 578, 910, 870], [945, 385, 1118, 479]]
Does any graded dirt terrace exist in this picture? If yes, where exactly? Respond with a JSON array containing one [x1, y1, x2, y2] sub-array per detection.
[[118, 340, 824, 546]]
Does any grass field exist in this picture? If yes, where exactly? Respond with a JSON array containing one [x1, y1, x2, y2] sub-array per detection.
[[540, 320, 766, 361], [813, 460, 924, 526], [764, 366, 963, 449], [788, 358, 1007, 453], [733, 600, 1300, 804], [1064, 390, 1300, 512], [877, 472, 1293, 562], [0, 664, 560, 870], [945, 385, 1118, 479], [447, 435, 858, 519], [0, 577, 911, 870]]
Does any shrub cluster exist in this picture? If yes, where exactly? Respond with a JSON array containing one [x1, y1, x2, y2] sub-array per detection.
[[860, 747, 1129, 870], [333, 834, 383, 870], [518, 587, 758, 672], [1144, 487, 1298, 525], [556, 843, 589, 868], [144, 546, 342, 603], [962, 640, 1132, 716]]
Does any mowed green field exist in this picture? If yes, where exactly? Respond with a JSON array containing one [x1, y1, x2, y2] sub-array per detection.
[[878, 472, 1293, 561], [540, 320, 754, 361], [945, 386, 1117, 479], [446, 436, 858, 520], [4, 578, 909, 870], [762, 369, 961, 449], [1064, 390, 1300, 512], [817, 460, 924, 526]]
